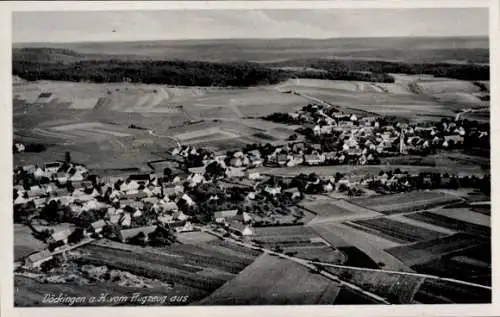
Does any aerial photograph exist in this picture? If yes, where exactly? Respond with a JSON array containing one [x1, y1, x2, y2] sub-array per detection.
[[12, 7, 491, 306]]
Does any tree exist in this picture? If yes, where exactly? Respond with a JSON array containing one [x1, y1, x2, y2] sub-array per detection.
[[163, 167, 172, 181], [67, 228, 85, 244], [65, 151, 71, 163]]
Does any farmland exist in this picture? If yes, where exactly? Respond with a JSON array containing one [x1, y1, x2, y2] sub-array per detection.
[[76, 240, 261, 292], [14, 224, 46, 261], [196, 254, 342, 305], [352, 191, 461, 215], [301, 198, 381, 224], [385, 233, 485, 266], [323, 266, 424, 304], [405, 211, 490, 237], [345, 217, 448, 244]]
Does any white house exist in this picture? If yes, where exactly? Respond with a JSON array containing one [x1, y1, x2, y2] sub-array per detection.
[[24, 250, 53, 269]]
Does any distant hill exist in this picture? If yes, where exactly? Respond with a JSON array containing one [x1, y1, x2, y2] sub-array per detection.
[[13, 36, 489, 64]]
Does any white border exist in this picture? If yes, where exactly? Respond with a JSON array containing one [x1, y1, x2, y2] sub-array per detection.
[[1, 1, 498, 317]]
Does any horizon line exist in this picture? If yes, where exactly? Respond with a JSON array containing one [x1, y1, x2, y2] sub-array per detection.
[[13, 34, 489, 45]]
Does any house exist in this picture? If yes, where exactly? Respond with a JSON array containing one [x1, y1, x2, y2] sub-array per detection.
[[230, 157, 243, 167], [188, 167, 206, 176], [247, 149, 261, 159], [14, 195, 29, 206], [157, 214, 174, 225], [180, 193, 196, 207], [444, 135, 464, 145], [276, 154, 288, 166], [234, 212, 252, 224], [52, 172, 67, 184], [88, 219, 107, 235], [33, 167, 47, 179], [283, 187, 301, 199], [175, 221, 194, 233], [292, 143, 305, 153], [22, 165, 36, 174], [227, 221, 253, 236], [44, 162, 62, 174], [162, 201, 179, 212], [187, 173, 204, 186], [118, 225, 157, 243], [119, 213, 132, 227], [287, 154, 304, 167], [121, 180, 140, 193], [109, 214, 121, 224], [163, 184, 184, 197], [128, 174, 151, 182], [226, 167, 245, 178], [323, 183, 334, 192], [214, 209, 239, 223], [304, 154, 324, 166], [246, 171, 261, 180], [313, 125, 321, 136], [264, 185, 281, 196], [29, 185, 44, 197], [48, 228, 74, 245], [24, 250, 53, 269]]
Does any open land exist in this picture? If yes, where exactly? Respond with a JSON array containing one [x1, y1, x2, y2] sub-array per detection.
[[197, 253, 343, 305]]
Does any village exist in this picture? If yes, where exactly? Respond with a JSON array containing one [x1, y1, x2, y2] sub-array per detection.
[[13, 99, 490, 272]]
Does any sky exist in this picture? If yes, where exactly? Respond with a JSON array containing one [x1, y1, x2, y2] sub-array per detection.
[[13, 8, 488, 43]]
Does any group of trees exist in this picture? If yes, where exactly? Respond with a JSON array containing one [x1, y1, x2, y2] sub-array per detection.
[[271, 58, 490, 81], [367, 170, 491, 195]]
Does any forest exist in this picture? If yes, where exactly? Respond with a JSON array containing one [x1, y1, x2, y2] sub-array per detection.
[[13, 47, 489, 86]]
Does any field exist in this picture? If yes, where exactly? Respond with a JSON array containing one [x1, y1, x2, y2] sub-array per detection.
[[14, 224, 46, 261], [76, 239, 261, 292], [385, 233, 485, 266], [431, 207, 490, 227], [300, 197, 381, 224], [345, 217, 448, 244], [405, 211, 490, 238], [310, 222, 410, 272], [352, 191, 461, 215], [413, 278, 491, 304], [323, 266, 424, 304], [412, 243, 491, 286], [196, 253, 342, 305]]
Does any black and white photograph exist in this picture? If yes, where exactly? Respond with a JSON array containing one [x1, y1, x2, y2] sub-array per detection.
[[5, 0, 496, 313]]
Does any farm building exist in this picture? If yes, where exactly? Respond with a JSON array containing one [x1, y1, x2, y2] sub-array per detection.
[[118, 225, 157, 243], [88, 220, 107, 235], [304, 154, 324, 165], [227, 221, 254, 236], [48, 228, 74, 245], [214, 209, 239, 223], [44, 162, 62, 174], [24, 250, 53, 269]]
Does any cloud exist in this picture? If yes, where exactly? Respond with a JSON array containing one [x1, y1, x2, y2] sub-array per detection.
[[13, 8, 488, 43]]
